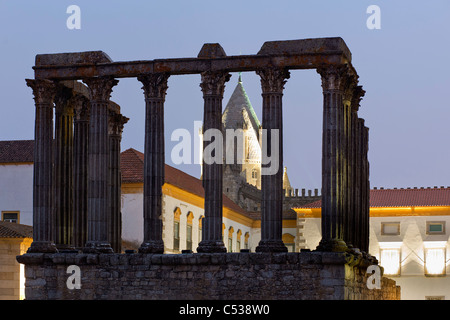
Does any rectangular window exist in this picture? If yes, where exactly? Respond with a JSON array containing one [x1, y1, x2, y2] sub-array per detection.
[[186, 225, 192, 251], [228, 238, 233, 252], [380, 248, 401, 276], [425, 247, 446, 276], [174, 221, 180, 251], [2, 212, 19, 223], [381, 222, 400, 235], [236, 240, 241, 252], [426, 222, 445, 235]]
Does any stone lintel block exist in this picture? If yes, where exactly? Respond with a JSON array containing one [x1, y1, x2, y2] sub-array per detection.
[[249, 252, 270, 265], [271, 253, 287, 264], [225, 253, 240, 265], [36, 51, 113, 66], [86, 254, 99, 265], [286, 253, 299, 264], [320, 252, 347, 265], [198, 43, 227, 59], [257, 37, 351, 62], [195, 253, 211, 265], [210, 253, 226, 265], [16, 253, 45, 265]]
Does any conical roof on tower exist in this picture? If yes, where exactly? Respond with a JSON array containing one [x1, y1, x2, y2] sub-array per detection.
[[222, 73, 260, 137]]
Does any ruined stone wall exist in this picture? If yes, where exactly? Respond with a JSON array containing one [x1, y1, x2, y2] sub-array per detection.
[[17, 251, 400, 300]]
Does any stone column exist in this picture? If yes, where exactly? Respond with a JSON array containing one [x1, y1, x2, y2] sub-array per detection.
[[197, 71, 230, 253], [350, 86, 364, 250], [361, 124, 370, 253], [255, 67, 290, 253], [73, 94, 90, 250], [316, 65, 349, 252], [108, 110, 128, 253], [342, 80, 357, 249], [82, 77, 118, 253], [137, 73, 169, 254], [26, 79, 58, 253], [53, 84, 75, 250]]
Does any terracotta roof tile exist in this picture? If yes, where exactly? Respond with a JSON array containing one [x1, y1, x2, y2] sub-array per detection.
[[295, 187, 450, 209], [120, 148, 249, 216], [0, 221, 33, 238], [0, 140, 34, 163]]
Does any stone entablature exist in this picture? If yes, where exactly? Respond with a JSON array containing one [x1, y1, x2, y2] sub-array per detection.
[[17, 251, 400, 300]]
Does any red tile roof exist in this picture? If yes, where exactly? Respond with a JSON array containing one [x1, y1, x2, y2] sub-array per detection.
[[296, 187, 450, 209], [0, 140, 34, 163], [120, 148, 250, 216], [0, 221, 33, 238]]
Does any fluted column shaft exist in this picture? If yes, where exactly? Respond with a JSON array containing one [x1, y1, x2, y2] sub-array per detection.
[[316, 66, 349, 252], [137, 73, 169, 253], [108, 112, 128, 253], [73, 95, 90, 249], [197, 71, 230, 253], [349, 86, 365, 250], [361, 124, 370, 252], [255, 67, 290, 253], [54, 85, 75, 250], [83, 77, 118, 253], [26, 79, 58, 253]]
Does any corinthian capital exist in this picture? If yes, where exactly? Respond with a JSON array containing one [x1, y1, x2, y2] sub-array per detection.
[[83, 77, 119, 102], [108, 112, 129, 136], [26, 79, 57, 105], [317, 65, 351, 92], [256, 67, 290, 94], [137, 73, 170, 100], [351, 85, 366, 112], [200, 71, 231, 97]]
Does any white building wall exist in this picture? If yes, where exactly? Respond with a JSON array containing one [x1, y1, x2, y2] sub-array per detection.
[[0, 164, 33, 226], [301, 214, 450, 300]]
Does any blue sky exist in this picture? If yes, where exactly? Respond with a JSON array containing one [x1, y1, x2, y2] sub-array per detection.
[[0, 0, 449, 191]]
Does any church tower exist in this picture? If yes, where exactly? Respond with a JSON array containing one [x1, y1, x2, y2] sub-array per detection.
[[222, 73, 262, 190]]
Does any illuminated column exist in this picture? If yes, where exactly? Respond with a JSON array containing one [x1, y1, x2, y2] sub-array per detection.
[[137, 73, 169, 254], [26, 79, 58, 253], [54, 85, 75, 250], [255, 67, 290, 253], [197, 70, 230, 253], [316, 65, 348, 252], [73, 94, 90, 249], [83, 76, 118, 253]]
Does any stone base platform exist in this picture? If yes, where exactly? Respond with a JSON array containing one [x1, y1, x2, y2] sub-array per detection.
[[17, 251, 400, 300]]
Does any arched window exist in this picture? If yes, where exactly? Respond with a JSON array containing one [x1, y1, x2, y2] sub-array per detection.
[[228, 226, 234, 252], [236, 229, 242, 252], [244, 232, 250, 250], [198, 215, 204, 246], [173, 207, 181, 252], [282, 233, 295, 252], [186, 212, 194, 251]]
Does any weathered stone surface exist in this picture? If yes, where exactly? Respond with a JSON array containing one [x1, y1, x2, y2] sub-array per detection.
[[36, 51, 113, 66], [18, 252, 400, 300]]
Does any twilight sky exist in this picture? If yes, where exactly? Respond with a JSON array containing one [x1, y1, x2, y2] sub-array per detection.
[[0, 0, 449, 192]]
